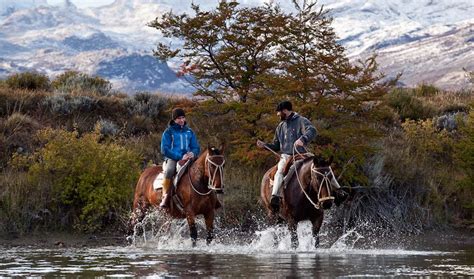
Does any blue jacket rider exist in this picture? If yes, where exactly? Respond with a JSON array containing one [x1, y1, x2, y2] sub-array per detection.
[[159, 108, 200, 208]]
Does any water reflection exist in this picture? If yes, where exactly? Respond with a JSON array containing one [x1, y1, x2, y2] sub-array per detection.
[[0, 246, 473, 277]]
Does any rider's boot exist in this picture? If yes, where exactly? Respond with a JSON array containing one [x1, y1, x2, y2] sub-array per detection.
[[270, 172, 284, 213], [159, 178, 172, 208]]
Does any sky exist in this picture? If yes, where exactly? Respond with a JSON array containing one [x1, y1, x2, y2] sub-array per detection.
[[48, 0, 115, 8]]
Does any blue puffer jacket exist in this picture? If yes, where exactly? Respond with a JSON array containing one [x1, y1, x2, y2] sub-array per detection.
[[160, 121, 200, 161]]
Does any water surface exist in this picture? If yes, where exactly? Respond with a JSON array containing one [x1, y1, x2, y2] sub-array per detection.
[[0, 222, 472, 277]]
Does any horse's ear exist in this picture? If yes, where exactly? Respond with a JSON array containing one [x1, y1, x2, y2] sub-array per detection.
[[220, 142, 226, 154], [313, 155, 323, 167], [313, 155, 332, 167]]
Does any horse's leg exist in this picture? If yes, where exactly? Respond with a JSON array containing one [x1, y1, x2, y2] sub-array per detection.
[[186, 214, 198, 247], [288, 220, 299, 249], [311, 213, 324, 248], [129, 200, 148, 236], [204, 211, 215, 245]]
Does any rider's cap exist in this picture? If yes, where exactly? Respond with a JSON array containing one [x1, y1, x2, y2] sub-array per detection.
[[172, 108, 186, 120], [276, 101, 292, 111]]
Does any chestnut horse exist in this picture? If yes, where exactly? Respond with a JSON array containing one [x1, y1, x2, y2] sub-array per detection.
[[130, 146, 225, 246], [261, 155, 341, 248]]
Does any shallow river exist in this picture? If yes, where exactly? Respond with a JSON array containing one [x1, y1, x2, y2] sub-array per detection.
[[0, 222, 472, 277]]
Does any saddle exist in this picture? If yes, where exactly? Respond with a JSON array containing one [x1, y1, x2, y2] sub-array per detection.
[[152, 159, 192, 191], [152, 159, 222, 212], [268, 153, 313, 188]]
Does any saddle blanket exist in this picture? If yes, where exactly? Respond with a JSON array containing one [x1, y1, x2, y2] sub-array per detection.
[[152, 160, 191, 191], [153, 172, 165, 190]]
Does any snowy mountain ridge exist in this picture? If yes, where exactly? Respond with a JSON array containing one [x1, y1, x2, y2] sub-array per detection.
[[0, 0, 472, 93]]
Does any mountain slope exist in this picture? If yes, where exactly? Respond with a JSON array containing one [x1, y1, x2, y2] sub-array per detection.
[[0, 0, 472, 92]]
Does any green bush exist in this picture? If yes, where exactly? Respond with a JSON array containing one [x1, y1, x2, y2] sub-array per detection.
[[454, 109, 474, 223], [52, 71, 112, 96], [415, 83, 439, 97], [5, 72, 50, 91], [381, 117, 470, 225], [386, 88, 436, 121], [13, 128, 142, 232]]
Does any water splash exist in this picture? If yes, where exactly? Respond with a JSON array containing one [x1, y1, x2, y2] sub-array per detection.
[[129, 216, 451, 257], [330, 228, 364, 250]]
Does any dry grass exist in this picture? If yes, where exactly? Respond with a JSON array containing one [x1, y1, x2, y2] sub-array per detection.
[[422, 89, 473, 114]]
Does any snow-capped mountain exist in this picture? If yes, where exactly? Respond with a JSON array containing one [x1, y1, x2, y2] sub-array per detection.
[[0, 0, 47, 16], [0, 0, 472, 93]]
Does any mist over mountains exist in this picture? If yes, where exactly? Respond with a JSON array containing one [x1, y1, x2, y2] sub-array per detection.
[[1, 0, 472, 93]]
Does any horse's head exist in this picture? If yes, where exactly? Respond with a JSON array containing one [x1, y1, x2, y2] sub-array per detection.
[[309, 156, 340, 210], [204, 145, 226, 193]]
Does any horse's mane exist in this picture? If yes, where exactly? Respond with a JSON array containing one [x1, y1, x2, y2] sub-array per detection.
[[301, 155, 315, 165], [194, 146, 222, 166], [296, 155, 331, 174]]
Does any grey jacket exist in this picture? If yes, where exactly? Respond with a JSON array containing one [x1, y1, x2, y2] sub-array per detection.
[[266, 112, 317, 155]]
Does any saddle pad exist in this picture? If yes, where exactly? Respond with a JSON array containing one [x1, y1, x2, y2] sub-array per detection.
[[152, 172, 165, 190]]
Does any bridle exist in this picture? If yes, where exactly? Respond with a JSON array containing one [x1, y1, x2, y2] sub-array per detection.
[[188, 153, 225, 195], [293, 144, 335, 209], [205, 154, 225, 192], [310, 164, 336, 205]]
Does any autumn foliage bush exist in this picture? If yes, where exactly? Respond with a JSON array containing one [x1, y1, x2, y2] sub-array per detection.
[[10, 128, 142, 232]]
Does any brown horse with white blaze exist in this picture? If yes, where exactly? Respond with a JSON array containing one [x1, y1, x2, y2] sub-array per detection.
[[130, 146, 225, 246], [261, 155, 341, 248]]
